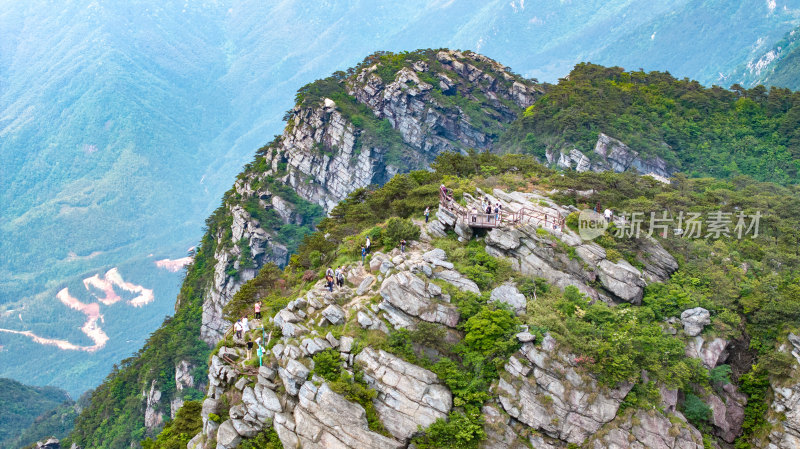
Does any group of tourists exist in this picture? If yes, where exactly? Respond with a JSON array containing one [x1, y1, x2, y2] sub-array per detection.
[[229, 300, 270, 366], [470, 198, 503, 223], [325, 266, 346, 292]]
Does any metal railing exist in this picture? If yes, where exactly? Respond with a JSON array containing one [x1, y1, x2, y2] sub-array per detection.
[[439, 190, 565, 230]]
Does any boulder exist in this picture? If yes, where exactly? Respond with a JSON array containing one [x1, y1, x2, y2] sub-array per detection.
[[254, 383, 283, 413], [489, 283, 527, 315], [278, 359, 310, 396], [321, 304, 346, 325], [290, 382, 403, 449], [681, 307, 710, 337], [356, 275, 376, 295], [486, 227, 521, 251], [216, 420, 242, 449], [597, 259, 645, 304], [496, 342, 634, 445], [380, 271, 459, 327], [422, 248, 447, 262], [339, 336, 354, 353], [355, 347, 452, 441]]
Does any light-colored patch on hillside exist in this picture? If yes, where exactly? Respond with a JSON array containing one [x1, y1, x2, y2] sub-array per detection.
[[0, 268, 154, 352], [154, 256, 193, 272], [84, 268, 155, 307]]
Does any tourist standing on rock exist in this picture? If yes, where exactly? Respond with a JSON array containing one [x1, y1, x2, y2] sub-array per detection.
[[325, 266, 334, 292], [400, 239, 406, 253], [254, 301, 261, 319], [337, 266, 345, 287], [246, 337, 253, 360], [361, 245, 366, 263], [256, 341, 264, 367], [365, 236, 371, 254], [241, 316, 249, 333], [424, 206, 430, 223], [233, 320, 242, 339], [604, 208, 613, 223], [471, 207, 478, 223]]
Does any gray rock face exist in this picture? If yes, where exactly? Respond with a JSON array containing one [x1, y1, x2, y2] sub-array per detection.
[[597, 259, 647, 304], [489, 283, 527, 315], [495, 341, 633, 445], [33, 438, 60, 449], [680, 307, 711, 336], [380, 271, 459, 327], [143, 380, 162, 430], [280, 382, 403, 449], [768, 336, 800, 449], [355, 348, 452, 441], [279, 359, 311, 396], [433, 268, 480, 294], [685, 336, 728, 369], [174, 360, 195, 391], [708, 384, 747, 443], [550, 133, 672, 179], [480, 403, 531, 449], [586, 409, 703, 449], [479, 190, 677, 305]]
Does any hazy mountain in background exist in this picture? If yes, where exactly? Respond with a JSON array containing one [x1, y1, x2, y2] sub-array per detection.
[[0, 377, 74, 448], [2, 0, 800, 397], [731, 23, 800, 89]]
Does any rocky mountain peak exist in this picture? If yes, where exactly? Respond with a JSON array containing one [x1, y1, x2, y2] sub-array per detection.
[[199, 50, 542, 345]]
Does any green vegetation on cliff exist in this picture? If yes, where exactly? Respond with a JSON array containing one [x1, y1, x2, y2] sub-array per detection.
[[66, 49, 800, 448], [502, 63, 800, 183]]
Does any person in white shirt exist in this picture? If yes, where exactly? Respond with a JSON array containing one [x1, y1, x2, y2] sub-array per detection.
[[604, 208, 613, 223]]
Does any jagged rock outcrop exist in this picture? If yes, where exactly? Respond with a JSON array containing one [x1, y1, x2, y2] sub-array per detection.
[[435, 188, 677, 304], [270, 49, 540, 216], [283, 382, 403, 449], [548, 132, 672, 179], [32, 438, 61, 449], [586, 409, 704, 448], [707, 384, 747, 443], [199, 50, 541, 347], [685, 336, 728, 369], [379, 271, 460, 328], [355, 347, 452, 441], [194, 244, 462, 449], [495, 336, 634, 445], [143, 380, 163, 430], [766, 334, 800, 449]]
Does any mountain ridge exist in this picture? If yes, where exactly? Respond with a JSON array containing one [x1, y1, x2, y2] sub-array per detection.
[[60, 48, 800, 449]]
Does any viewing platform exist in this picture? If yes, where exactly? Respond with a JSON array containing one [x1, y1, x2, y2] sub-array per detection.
[[438, 188, 565, 230]]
